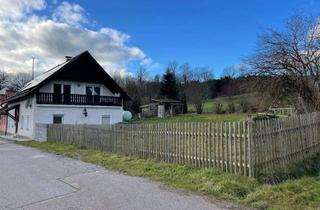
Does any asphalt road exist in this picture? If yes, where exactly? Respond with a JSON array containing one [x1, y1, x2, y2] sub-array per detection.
[[0, 139, 240, 210]]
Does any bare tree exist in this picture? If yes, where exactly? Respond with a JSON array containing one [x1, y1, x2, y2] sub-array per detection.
[[136, 66, 148, 84], [8, 72, 32, 91], [187, 83, 206, 114], [193, 67, 214, 99], [193, 67, 213, 82], [0, 70, 9, 90], [167, 61, 179, 74], [179, 63, 193, 84], [223, 64, 249, 78], [248, 14, 320, 112]]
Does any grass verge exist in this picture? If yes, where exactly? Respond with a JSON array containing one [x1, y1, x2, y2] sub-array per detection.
[[18, 141, 320, 210]]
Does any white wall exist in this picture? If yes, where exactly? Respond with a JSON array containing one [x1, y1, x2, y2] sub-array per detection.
[[7, 95, 36, 138], [39, 80, 120, 97], [34, 104, 123, 125], [6, 79, 125, 139], [7, 95, 123, 139]]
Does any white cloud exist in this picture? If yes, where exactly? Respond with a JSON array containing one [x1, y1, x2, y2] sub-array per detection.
[[0, 0, 46, 20], [52, 1, 87, 26], [0, 0, 153, 77]]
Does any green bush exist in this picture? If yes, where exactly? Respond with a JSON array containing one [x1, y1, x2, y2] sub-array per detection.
[[194, 101, 204, 114], [226, 102, 236, 113], [214, 103, 225, 114], [239, 100, 250, 113], [252, 113, 278, 121]]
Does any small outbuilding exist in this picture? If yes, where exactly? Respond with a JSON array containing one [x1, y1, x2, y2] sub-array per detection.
[[140, 99, 183, 118]]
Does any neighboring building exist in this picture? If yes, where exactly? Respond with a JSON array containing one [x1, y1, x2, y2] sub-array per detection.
[[0, 88, 16, 134], [1, 51, 130, 138], [140, 99, 183, 118]]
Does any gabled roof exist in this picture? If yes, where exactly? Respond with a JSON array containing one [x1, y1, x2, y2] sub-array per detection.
[[7, 51, 130, 103]]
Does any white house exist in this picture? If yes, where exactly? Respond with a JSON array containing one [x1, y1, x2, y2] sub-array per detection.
[[2, 51, 130, 139]]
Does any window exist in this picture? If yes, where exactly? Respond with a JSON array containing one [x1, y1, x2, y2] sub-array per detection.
[[86, 86, 92, 95], [101, 115, 111, 125], [86, 86, 100, 95], [53, 84, 62, 94], [94, 87, 100, 96], [20, 115, 24, 130], [53, 115, 63, 124]]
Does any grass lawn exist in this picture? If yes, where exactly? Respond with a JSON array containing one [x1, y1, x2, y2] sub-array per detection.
[[141, 113, 250, 124], [18, 140, 320, 210], [188, 93, 258, 113]]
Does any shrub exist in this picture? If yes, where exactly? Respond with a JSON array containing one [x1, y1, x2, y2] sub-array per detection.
[[194, 101, 204, 114], [239, 100, 250, 113], [252, 113, 278, 121], [214, 103, 225, 114], [239, 98, 261, 113], [226, 102, 236, 113]]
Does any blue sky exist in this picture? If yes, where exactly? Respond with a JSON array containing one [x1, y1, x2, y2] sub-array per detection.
[[1, 0, 319, 78], [68, 0, 320, 77]]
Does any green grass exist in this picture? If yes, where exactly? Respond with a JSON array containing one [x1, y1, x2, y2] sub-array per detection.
[[188, 93, 258, 113], [18, 140, 320, 210], [141, 113, 249, 124]]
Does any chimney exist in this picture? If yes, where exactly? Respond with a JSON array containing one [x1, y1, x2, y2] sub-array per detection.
[[65, 56, 72, 61]]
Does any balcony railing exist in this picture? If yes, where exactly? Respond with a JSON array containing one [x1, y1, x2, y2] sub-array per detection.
[[36, 92, 122, 106]]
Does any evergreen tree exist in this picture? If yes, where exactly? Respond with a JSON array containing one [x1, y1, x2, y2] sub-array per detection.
[[160, 69, 179, 99], [180, 93, 188, 113]]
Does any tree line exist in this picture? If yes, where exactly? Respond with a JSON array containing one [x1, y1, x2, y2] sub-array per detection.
[[0, 71, 32, 92], [115, 63, 257, 115], [120, 13, 320, 115]]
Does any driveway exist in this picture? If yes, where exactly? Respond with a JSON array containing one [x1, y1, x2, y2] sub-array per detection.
[[0, 139, 240, 210]]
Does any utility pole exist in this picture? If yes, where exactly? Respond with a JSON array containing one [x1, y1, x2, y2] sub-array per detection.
[[32, 57, 35, 79]]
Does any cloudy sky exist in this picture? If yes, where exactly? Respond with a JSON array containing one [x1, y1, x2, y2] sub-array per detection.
[[0, 0, 319, 78], [0, 0, 154, 77]]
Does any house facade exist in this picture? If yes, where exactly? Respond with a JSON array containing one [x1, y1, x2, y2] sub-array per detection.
[[3, 51, 130, 138]]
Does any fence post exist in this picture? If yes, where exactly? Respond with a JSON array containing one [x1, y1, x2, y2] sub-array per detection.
[[248, 119, 255, 177]]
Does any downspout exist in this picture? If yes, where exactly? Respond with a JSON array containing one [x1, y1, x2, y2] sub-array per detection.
[[14, 107, 19, 136], [4, 114, 7, 136]]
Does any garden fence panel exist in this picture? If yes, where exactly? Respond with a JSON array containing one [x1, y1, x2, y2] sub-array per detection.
[[45, 112, 320, 177]]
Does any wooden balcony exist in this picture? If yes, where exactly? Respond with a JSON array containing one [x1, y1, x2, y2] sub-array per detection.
[[36, 92, 122, 106]]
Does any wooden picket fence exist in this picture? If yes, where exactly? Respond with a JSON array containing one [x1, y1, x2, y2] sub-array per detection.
[[45, 113, 320, 177], [252, 113, 320, 176]]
